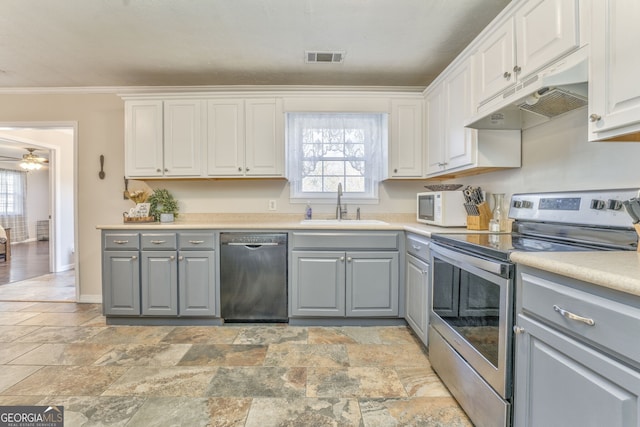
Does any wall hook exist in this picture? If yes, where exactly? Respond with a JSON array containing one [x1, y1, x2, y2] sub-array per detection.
[[99, 155, 105, 179]]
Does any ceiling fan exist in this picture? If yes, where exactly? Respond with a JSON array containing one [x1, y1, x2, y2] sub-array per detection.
[[0, 148, 49, 170]]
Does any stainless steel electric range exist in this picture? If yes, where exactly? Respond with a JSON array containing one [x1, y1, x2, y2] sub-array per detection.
[[428, 189, 639, 427]]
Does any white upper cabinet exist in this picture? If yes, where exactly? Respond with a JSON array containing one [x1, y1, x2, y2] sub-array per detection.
[[163, 100, 203, 177], [207, 98, 284, 177], [125, 101, 164, 178], [387, 98, 423, 178], [476, 0, 580, 106], [206, 99, 245, 176], [589, 0, 640, 141], [244, 98, 285, 177], [125, 100, 203, 178], [425, 57, 520, 179]]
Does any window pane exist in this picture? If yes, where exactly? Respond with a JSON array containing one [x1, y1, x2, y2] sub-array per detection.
[[287, 112, 387, 201], [345, 177, 365, 192]]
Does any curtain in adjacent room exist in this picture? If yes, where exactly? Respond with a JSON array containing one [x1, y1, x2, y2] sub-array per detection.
[[0, 168, 29, 242]]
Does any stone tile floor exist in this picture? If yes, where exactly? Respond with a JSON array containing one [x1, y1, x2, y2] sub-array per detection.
[[0, 301, 472, 426]]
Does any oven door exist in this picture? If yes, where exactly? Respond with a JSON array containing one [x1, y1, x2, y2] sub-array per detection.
[[430, 242, 514, 398]]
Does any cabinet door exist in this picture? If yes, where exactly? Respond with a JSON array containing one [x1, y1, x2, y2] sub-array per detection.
[[178, 251, 216, 316], [125, 100, 164, 177], [245, 98, 284, 176], [388, 99, 423, 178], [163, 100, 203, 176], [444, 59, 476, 171], [346, 251, 399, 317], [206, 99, 245, 176], [425, 85, 446, 175], [291, 251, 345, 317], [515, 0, 579, 80], [102, 251, 140, 316], [141, 251, 178, 316], [406, 255, 429, 344], [589, 0, 640, 140], [514, 314, 640, 427], [475, 17, 516, 105]]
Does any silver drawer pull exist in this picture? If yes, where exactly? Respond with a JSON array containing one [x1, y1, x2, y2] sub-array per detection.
[[553, 305, 595, 326], [150, 240, 166, 244], [188, 240, 205, 244], [113, 240, 129, 244], [412, 244, 421, 250]]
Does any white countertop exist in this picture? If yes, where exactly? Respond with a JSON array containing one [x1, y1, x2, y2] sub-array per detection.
[[510, 251, 640, 297]]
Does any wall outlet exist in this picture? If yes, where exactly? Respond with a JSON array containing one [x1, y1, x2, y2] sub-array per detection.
[[268, 200, 277, 211]]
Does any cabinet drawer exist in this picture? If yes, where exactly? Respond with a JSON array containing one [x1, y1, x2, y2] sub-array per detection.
[[178, 232, 215, 250], [141, 233, 177, 250], [406, 234, 430, 262], [292, 232, 399, 250], [104, 233, 139, 250], [521, 272, 640, 364]]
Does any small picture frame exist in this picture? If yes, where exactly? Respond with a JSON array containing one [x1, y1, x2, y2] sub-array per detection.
[[135, 203, 150, 218]]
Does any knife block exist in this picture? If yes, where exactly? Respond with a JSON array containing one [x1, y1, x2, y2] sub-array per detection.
[[467, 202, 491, 230]]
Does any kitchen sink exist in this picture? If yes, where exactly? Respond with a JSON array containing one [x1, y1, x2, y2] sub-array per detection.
[[300, 219, 388, 226]]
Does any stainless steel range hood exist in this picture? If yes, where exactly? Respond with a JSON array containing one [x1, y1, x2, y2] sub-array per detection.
[[466, 46, 588, 130]]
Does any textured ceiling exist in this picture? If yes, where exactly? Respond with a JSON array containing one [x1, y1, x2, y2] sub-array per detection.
[[0, 0, 510, 89]]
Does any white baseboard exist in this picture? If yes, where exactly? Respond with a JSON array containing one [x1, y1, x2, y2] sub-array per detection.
[[78, 294, 102, 304]]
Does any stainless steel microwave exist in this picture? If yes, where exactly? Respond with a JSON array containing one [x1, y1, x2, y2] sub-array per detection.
[[417, 191, 467, 227]]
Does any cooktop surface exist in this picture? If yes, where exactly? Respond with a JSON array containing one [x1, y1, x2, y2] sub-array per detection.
[[431, 232, 597, 261]]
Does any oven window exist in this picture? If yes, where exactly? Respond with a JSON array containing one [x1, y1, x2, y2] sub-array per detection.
[[433, 258, 501, 367]]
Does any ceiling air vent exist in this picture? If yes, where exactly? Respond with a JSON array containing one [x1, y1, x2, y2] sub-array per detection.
[[305, 51, 345, 64]]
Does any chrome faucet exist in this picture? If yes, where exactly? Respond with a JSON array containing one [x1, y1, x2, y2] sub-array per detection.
[[336, 182, 347, 220]]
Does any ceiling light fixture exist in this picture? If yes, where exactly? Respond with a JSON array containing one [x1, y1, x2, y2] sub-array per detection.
[[19, 148, 44, 170]]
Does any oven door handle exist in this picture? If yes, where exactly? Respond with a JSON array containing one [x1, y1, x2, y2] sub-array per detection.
[[431, 243, 511, 278]]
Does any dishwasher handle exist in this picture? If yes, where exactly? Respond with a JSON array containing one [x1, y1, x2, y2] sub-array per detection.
[[224, 242, 281, 247]]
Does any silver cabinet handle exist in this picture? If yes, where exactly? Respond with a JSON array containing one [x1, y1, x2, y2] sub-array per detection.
[[238, 167, 242, 172], [347, 257, 352, 262], [164, 168, 169, 172], [513, 326, 525, 335], [150, 240, 166, 244], [553, 305, 595, 326], [393, 168, 398, 173], [340, 256, 345, 262], [513, 65, 521, 73], [113, 240, 129, 244], [412, 244, 421, 250], [131, 255, 138, 260], [178, 256, 184, 261], [169, 255, 175, 261], [246, 167, 250, 172], [188, 240, 204, 244], [589, 114, 602, 123], [156, 168, 161, 173], [503, 71, 512, 79]]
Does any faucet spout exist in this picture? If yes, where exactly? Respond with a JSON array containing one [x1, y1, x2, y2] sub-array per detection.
[[336, 182, 345, 220]]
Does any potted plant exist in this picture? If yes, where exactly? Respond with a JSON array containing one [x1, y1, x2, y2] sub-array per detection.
[[147, 189, 179, 222]]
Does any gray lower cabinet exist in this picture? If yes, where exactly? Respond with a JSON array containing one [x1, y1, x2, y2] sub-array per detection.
[[514, 267, 640, 427], [290, 231, 400, 318], [102, 230, 216, 318], [405, 233, 430, 345], [102, 233, 140, 316]]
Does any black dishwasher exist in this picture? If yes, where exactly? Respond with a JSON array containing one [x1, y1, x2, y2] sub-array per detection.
[[220, 233, 288, 322]]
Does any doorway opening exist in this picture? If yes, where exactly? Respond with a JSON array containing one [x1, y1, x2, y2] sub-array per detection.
[[0, 123, 77, 302]]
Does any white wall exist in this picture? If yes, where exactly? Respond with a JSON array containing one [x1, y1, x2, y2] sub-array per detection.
[[448, 108, 640, 201], [26, 168, 49, 241], [1, 94, 640, 302]]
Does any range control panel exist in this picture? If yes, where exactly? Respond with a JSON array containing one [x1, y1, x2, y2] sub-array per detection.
[[509, 188, 640, 228]]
